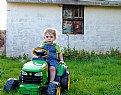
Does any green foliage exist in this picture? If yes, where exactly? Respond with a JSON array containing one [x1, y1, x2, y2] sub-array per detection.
[[63, 48, 120, 62], [0, 51, 6, 58]]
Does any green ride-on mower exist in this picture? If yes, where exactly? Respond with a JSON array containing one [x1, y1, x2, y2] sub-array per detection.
[[3, 47, 70, 95]]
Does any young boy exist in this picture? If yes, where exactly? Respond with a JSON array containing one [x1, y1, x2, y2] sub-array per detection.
[[41, 28, 64, 82]]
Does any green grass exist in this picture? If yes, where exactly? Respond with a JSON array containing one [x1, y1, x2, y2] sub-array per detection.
[[0, 57, 25, 95], [0, 56, 121, 95], [64, 58, 121, 95]]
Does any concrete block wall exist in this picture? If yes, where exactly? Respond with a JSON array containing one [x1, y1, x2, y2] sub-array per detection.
[[6, 3, 121, 57]]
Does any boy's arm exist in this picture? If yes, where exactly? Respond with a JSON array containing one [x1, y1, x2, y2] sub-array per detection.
[[58, 53, 65, 64], [56, 43, 65, 64]]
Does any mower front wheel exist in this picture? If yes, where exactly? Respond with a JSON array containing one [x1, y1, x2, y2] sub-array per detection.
[[3, 78, 19, 92]]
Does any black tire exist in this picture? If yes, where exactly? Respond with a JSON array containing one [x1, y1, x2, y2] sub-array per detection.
[[61, 71, 70, 91], [3, 78, 19, 92], [40, 85, 48, 95], [47, 81, 60, 95]]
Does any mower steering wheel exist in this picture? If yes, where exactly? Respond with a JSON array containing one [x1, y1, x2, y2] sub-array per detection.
[[32, 47, 49, 58]]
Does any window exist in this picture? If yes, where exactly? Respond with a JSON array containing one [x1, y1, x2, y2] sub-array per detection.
[[63, 5, 84, 34]]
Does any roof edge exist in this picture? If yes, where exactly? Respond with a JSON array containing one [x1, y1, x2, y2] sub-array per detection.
[[6, 0, 121, 7]]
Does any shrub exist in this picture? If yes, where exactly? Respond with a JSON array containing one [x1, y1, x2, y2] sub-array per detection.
[[63, 48, 120, 62]]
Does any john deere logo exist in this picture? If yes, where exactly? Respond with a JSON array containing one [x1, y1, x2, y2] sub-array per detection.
[[29, 73, 32, 76]]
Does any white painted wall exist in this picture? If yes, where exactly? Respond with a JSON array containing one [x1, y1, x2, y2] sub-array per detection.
[[6, 3, 65, 57], [84, 6, 121, 51], [6, 3, 121, 57]]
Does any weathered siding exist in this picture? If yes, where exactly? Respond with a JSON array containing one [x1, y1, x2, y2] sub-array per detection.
[[6, 3, 121, 57]]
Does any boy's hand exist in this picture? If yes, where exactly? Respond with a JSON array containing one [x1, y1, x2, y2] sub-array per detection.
[[32, 55, 38, 58], [59, 60, 65, 64]]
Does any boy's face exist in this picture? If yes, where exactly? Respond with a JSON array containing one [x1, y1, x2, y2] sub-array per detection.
[[44, 33, 55, 44]]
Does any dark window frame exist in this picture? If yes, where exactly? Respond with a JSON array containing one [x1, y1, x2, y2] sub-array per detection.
[[62, 5, 84, 34]]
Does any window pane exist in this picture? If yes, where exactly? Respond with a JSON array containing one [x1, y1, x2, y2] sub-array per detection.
[[63, 8, 72, 19], [74, 8, 80, 17], [74, 7, 83, 18], [73, 21, 83, 34], [63, 21, 73, 34]]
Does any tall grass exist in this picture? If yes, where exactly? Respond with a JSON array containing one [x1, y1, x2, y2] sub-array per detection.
[[0, 48, 121, 95]]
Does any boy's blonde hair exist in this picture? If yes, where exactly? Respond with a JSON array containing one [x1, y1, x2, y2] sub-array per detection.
[[44, 28, 57, 39]]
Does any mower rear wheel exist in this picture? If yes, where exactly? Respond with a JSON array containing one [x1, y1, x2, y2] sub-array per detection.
[[47, 81, 60, 95], [61, 71, 70, 91]]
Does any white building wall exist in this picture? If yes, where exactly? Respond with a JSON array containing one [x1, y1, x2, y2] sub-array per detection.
[[6, 3, 65, 57], [6, 3, 121, 57], [84, 6, 121, 51]]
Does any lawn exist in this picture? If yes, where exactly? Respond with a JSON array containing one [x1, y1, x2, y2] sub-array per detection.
[[0, 55, 121, 95], [66, 59, 121, 95]]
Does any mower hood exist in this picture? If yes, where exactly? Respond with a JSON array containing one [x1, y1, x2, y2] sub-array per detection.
[[22, 60, 47, 72]]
